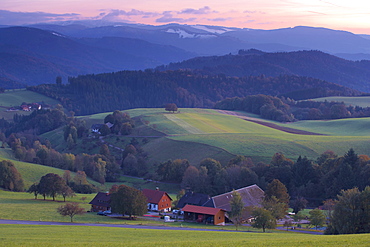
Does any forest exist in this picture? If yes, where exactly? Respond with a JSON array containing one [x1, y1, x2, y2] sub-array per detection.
[[27, 69, 360, 115]]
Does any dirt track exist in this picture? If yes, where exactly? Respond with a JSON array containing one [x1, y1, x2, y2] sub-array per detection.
[[217, 110, 326, 136]]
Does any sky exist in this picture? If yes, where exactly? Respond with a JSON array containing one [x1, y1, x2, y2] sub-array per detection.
[[1, 0, 370, 34]]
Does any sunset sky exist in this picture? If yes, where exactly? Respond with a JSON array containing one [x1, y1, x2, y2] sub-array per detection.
[[1, 0, 370, 34]]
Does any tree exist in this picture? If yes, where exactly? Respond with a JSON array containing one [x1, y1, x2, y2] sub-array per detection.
[[110, 185, 147, 218], [290, 196, 308, 214], [0, 160, 24, 191], [326, 187, 370, 234], [263, 179, 289, 219], [57, 202, 85, 222], [283, 220, 293, 230], [228, 190, 245, 230], [61, 185, 75, 202], [165, 103, 178, 113], [309, 208, 325, 230], [28, 183, 39, 199], [251, 207, 276, 232], [38, 173, 69, 201], [56, 76, 62, 86]]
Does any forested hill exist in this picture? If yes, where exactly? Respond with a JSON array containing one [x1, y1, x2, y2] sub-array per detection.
[[28, 70, 360, 115], [157, 50, 370, 92]]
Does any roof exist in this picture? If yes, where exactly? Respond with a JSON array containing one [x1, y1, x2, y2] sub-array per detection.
[[182, 204, 225, 215], [208, 184, 264, 212], [176, 191, 210, 208], [89, 192, 111, 207], [142, 189, 173, 204]]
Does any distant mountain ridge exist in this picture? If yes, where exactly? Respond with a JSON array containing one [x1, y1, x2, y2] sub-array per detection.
[[157, 49, 370, 92], [1, 21, 370, 88]]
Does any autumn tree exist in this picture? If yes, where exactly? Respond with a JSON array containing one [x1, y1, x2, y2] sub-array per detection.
[[57, 202, 85, 222], [165, 103, 178, 113], [263, 179, 290, 219], [0, 160, 24, 191], [110, 185, 147, 218], [38, 173, 70, 201]]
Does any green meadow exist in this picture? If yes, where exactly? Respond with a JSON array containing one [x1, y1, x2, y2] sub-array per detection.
[[0, 224, 370, 247], [311, 96, 370, 108], [71, 108, 370, 165]]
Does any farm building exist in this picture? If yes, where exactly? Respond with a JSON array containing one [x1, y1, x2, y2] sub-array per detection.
[[89, 192, 111, 212], [142, 188, 173, 212], [182, 204, 226, 225], [176, 191, 210, 209], [203, 184, 264, 220]]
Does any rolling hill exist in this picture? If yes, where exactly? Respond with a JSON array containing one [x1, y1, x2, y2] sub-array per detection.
[[74, 108, 370, 166], [0, 26, 193, 86], [158, 50, 370, 92]]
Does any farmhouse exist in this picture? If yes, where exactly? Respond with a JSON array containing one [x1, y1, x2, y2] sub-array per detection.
[[142, 188, 173, 212], [203, 184, 264, 220], [176, 191, 210, 209], [89, 192, 111, 212], [182, 204, 226, 225]]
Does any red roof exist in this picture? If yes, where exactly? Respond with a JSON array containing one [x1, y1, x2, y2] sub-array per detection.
[[182, 205, 225, 216], [142, 189, 172, 204]]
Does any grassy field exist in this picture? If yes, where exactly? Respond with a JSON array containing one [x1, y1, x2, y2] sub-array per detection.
[[311, 96, 370, 107], [56, 107, 370, 165], [1, 224, 370, 246], [0, 89, 61, 120]]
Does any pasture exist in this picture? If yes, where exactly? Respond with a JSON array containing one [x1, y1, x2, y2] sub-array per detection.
[[311, 96, 370, 108], [1, 224, 370, 247], [67, 107, 370, 164]]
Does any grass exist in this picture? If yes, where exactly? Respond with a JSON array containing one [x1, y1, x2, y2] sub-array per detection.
[[45, 107, 370, 165], [0, 224, 370, 246], [0, 89, 61, 120], [311, 96, 370, 107]]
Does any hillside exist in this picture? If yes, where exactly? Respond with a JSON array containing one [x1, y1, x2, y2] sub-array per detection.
[[158, 50, 370, 92], [28, 70, 361, 115], [0, 26, 193, 86], [74, 108, 370, 165]]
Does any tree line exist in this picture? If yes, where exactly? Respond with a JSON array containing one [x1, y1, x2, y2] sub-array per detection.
[[26, 69, 359, 116], [215, 94, 370, 122], [156, 149, 370, 207]]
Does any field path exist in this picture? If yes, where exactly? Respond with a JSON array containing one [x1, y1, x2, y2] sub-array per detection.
[[217, 110, 326, 136]]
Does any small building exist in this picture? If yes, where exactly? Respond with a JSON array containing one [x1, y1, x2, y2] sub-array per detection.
[[182, 204, 226, 225], [89, 192, 111, 212], [176, 191, 210, 209], [91, 124, 104, 133], [142, 188, 173, 213]]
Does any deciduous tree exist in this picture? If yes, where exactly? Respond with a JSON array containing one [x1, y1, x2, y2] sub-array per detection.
[[229, 190, 245, 230], [251, 207, 276, 232], [110, 185, 147, 218], [57, 202, 85, 222]]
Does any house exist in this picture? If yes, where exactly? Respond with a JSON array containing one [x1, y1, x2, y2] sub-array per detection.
[[182, 204, 226, 225], [176, 191, 210, 209], [89, 192, 111, 212], [142, 188, 173, 212], [91, 124, 104, 133]]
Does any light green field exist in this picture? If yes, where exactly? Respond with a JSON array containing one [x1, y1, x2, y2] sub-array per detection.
[[0, 224, 369, 247], [64, 108, 370, 164], [311, 96, 370, 107]]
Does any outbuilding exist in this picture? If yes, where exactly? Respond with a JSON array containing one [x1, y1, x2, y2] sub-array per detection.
[[182, 204, 226, 225]]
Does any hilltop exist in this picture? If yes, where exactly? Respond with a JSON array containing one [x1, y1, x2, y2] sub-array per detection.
[[158, 49, 370, 92]]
